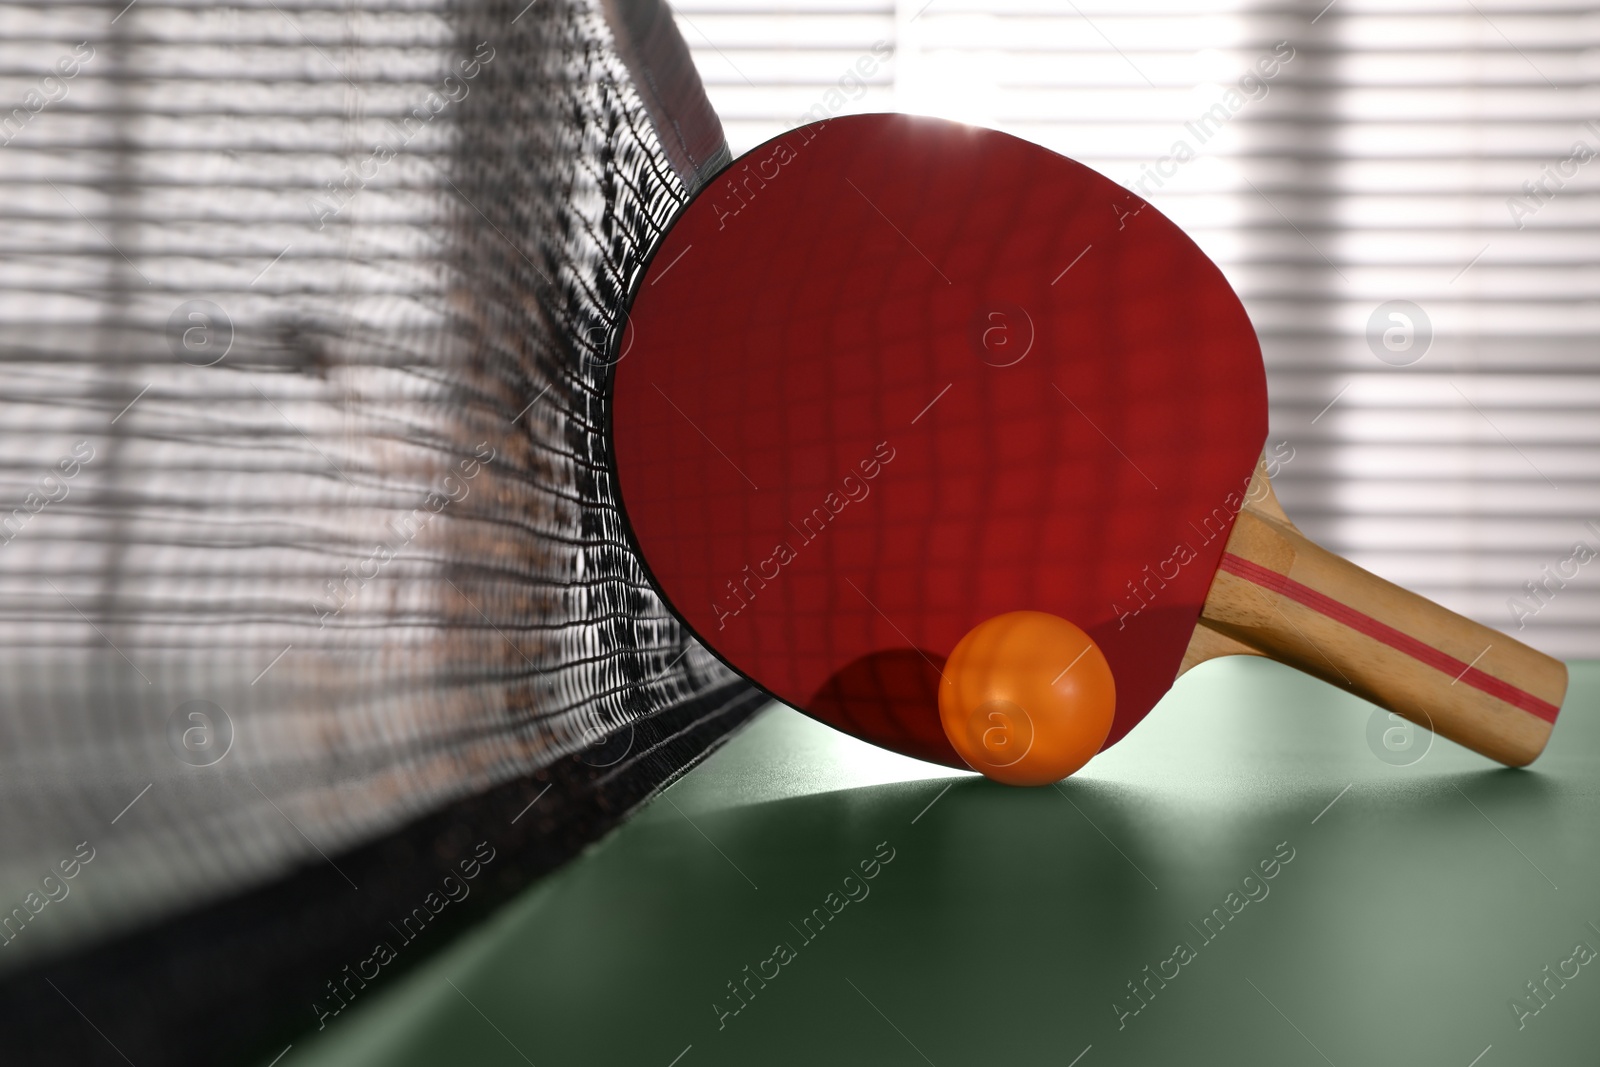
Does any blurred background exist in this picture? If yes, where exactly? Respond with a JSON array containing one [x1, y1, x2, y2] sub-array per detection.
[[675, 0, 1600, 659]]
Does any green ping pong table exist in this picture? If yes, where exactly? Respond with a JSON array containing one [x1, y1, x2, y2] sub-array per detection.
[[280, 659, 1599, 1067]]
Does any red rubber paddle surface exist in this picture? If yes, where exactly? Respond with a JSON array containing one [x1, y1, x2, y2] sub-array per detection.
[[610, 114, 1267, 768]]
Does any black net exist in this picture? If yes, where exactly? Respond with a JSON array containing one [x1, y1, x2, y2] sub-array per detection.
[[0, 0, 760, 1061]]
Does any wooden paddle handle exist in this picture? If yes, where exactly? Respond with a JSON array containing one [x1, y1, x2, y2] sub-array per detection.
[[1196, 508, 1567, 766]]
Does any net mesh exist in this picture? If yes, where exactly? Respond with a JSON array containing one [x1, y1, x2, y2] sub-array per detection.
[[0, 0, 759, 1057]]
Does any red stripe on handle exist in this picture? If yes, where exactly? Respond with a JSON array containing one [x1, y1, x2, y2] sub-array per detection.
[[1218, 553, 1560, 725]]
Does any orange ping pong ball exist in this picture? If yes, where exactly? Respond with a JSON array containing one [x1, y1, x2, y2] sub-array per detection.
[[938, 611, 1116, 786]]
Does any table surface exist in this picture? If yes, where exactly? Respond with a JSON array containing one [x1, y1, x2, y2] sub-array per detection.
[[280, 659, 1599, 1067]]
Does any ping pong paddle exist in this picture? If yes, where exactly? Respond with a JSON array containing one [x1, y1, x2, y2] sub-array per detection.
[[606, 113, 1567, 772]]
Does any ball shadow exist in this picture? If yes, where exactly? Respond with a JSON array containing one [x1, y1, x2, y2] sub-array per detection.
[[805, 647, 965, 769]]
